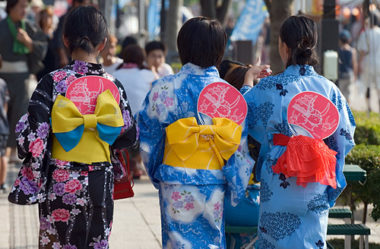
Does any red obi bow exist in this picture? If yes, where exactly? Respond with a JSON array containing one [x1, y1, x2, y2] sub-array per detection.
[[272, 134, 337, 188]]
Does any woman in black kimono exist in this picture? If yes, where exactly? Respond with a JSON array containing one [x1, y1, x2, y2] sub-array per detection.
[[8, 6, 138, 248]]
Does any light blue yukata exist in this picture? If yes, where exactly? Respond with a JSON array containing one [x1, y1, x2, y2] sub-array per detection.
[[243, 65, 355, 249], [137, 63, 254, 249]]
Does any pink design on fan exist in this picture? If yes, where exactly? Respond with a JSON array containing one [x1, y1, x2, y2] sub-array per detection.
[[287, 91, 339, 139], [65, 76, 120, 114], [197, 82, 247, 125]]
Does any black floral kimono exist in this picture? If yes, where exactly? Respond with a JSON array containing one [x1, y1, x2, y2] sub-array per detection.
[[8, 61, 139, 249]]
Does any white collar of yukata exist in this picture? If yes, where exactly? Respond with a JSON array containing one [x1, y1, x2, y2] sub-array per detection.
[[284, 64, 317, 77], [180, 63, 219, 77]]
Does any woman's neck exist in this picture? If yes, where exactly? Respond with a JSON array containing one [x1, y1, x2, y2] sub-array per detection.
[[71, 49, 98, 64]]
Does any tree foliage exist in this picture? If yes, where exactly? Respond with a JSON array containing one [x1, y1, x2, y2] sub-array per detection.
[[342, 111, 380, 222]]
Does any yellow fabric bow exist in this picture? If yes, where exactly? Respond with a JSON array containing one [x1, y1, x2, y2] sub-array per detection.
[[163, 117, 242, 170], [51, 89, 124, 164]]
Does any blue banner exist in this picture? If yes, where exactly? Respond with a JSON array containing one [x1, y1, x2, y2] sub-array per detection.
[[230, 0, 268, 44], [148, 0, 162, 40]]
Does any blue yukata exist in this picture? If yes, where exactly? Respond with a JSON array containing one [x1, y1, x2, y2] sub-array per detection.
[[137, 63, 254, 249], [243, 65, 356, 249]]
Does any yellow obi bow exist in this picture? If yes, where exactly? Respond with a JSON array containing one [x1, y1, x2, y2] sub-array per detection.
[[163, 117, 242, 170], [51, 90, 124, 164]]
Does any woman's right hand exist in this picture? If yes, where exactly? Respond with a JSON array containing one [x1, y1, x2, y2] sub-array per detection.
[[243, 65, 272, 87]]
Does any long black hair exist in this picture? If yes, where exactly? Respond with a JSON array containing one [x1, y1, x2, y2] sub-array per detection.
[[279, 15, 319, 67], [63, 6, 108, 54]]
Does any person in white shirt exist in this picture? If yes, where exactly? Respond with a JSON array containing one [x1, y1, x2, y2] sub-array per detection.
[[357, 13, 380, 112], [113, 44, 156, 179], [145, 40, 174, 78], [100, 34, 123, 75], [113, 44, 156, 115]]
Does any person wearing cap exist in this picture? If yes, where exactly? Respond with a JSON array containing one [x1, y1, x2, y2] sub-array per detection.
[[338, 29, 357, 102]]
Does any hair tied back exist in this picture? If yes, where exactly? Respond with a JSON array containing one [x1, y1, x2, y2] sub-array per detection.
[[303, 48, 312, 57]]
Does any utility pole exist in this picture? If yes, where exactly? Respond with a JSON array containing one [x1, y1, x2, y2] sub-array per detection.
[[320, 0, 339, 76]]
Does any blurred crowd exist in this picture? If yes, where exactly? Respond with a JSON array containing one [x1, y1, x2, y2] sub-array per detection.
[[338, 6, 380, 111], [0, 0, 178, 190]]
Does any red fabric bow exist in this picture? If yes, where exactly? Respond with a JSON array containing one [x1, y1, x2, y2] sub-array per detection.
[[272, 134, 337, 188]]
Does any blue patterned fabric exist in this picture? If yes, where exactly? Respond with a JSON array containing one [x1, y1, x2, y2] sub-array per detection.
[[244, 65, 355, 249], [137, 63, 254, 248]]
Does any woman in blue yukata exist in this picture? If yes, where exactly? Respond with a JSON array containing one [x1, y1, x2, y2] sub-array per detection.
[[243, 16, 356, 249], [137, 17, 268, 249], [8, 7, 138, 248]]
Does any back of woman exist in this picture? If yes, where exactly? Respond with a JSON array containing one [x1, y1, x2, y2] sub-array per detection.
[[9, 7, 138, 248], [138, 17, 254, 249], [244, 16, 355, 249]]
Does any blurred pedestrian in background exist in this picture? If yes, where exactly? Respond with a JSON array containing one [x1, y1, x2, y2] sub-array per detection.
[[0, 0, 47, 162], [114, 44, 156, 115], [0, 77, 9, 192], [36, 6, 57, 80], [119, 35, 137, 58], [145, 40, 173, 78], [357, 12, 380, 112], [100, 34, 123, 75], [26, 0, 43, 25], [113, 44, 156, 179], [338, 29, 357, 102]]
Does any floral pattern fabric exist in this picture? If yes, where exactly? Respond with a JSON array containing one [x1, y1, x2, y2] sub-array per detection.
[[244, 65, 355, 249], [137, 63, 254, 248], [9, 60, 139, 248]]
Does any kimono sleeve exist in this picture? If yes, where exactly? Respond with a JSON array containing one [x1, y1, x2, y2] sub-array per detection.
[[223, 120, 255, 206], [9, 75, 53, 205], [324, 89, 356, 206], [136, 89, 167, 189]]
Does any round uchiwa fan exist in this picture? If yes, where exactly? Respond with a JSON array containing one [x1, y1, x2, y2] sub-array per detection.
[[66, 76, 120, 114], [197, 82, 248, 125], [287, 91, 340, 139]]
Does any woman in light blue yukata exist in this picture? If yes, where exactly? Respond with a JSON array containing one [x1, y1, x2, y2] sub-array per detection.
[[137, 17, 268, 249], [242, 16, 356, 249]]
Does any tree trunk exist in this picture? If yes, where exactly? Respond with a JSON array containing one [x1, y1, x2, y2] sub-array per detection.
[[264, 0, 294, 74], [164, 0, 183, 64], [362, 201, 368, 224], [200, 0, 231, 24], [216, 0, 232, 24], [200, 0, 216, 19]]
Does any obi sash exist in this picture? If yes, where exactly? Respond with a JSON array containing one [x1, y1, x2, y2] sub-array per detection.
[[163, 117, 242, 170], [51, 90, 124, 164], [272, 134, 337, 188]]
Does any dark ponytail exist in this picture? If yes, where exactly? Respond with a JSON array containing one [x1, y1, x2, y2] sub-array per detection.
[[63, 6, 108, 54], [280, 15, 318, 67]]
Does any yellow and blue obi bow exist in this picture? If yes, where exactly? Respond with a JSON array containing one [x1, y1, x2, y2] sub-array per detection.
[[51, 90, 124, 163], [163, 117, 242, 170]]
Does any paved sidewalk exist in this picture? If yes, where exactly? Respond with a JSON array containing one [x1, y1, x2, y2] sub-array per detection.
[[0, 162, 162, 249]]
